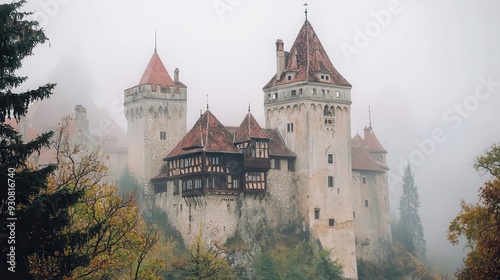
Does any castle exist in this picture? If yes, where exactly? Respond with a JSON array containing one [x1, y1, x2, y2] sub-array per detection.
[[124, 17, 392, 279]]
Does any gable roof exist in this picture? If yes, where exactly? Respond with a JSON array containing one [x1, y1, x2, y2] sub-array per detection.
[[264, 20, 351, 89], [234, 112, 270, 143], [165, 110, 240, 159], [139, 51, 175, 87]]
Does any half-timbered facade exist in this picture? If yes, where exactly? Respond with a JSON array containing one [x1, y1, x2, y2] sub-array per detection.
[[151, 110, 293, 197]]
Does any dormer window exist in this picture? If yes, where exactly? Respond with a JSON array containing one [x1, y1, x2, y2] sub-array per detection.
[[318, 73, 330, 81], [287, 75, 292, 81]]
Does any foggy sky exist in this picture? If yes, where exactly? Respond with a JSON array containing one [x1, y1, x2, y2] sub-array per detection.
[[13, 0, 500, 273]]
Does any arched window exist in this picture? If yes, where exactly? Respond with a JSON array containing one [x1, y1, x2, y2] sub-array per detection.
[[323, 105, 332, 116]]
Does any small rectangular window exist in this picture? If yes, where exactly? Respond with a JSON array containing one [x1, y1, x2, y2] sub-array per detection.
[[272, 159, 281, 170], [287, 75, 291, 80], [328, 154, 334, 164], [288, 159, 295, 172], [291, 90, 296, 97], [328, 176, 334, 188], [362, 176, 367, 184], [173, 180, 180, 195], [314, 208, 320, 220], [329, 219, 335, 227], [365, 200, 369, 207], [335, 91, 340, 98], [287, 123, 294, 132], [160, 131, 166, 140], [326, 76, 329, 81], [312, 88, 317, 95]]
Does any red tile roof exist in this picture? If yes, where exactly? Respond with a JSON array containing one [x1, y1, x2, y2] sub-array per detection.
[[165, 110, 240, 159], [264, 128, 295, 158], [139, 51, 175, 87], [264, 20, 351, 89], [352, 133, 364, 146], [363, 126, 387, 153], [351, 146, 385, 172], [234, 112, 270, 143]]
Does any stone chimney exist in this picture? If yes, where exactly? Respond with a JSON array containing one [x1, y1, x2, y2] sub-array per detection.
[[276, 39, 285, 79], [174, 68, 179, 83], [74, 105, 89, 131]]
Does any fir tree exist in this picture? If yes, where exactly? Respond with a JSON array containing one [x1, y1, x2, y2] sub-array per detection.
[[0, 1, 85, 278], [398, 164, 426, 259], [118, 165, 139, 196]]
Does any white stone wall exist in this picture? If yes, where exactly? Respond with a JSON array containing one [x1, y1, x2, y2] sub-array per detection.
[[264, 84, 358, 279], [352, 170, 392, 261], [124, 85, 187, 184], [154, 165, 298, 249]]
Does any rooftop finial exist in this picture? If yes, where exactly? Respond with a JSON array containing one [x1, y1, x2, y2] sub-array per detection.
[[368, 106, 372, 128], [248, 102, 251, 113], [206, 94, 209, 110], [154, 30, 157, 53], [304, 0, 308, 21]]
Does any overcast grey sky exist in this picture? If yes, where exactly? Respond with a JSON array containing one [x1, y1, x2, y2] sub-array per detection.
[[12, 0, 500, 273]]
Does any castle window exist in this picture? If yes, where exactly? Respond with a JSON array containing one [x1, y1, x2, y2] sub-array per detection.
[[336, 91, 340, 98], [326, 76, 329, 81], [314, 208, 320, 219], [173, 180, 180, 195], [328, 176, 334, 188], [312, 88, 317, 95], [160, 131, 166, 140], [323, 105, 332, 116], [362, 176, 367, 184], [287, 123, 294, 133], [194, 178, 202, 189], [321, 75, 325, 79], [291, 90, 296, 97], [247, 172, 263, 182], [229, 176, 239, 189], [271, 158, 281, 170], [328, 154, 334, 165], [272, 93, 278, 100], [329, 219, 335, 227], [365, 199, 369, 207], [287, 75, 291, 80], [299, 88, 303, 95], [322, 89, 326, 95], [288, 159, 295, 172], [210, 156, 221, 166]]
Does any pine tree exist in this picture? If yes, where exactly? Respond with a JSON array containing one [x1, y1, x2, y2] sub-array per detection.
[[398, 164, 426, 259], [0, 1, 85, 278], [118, 165, 140, 196]]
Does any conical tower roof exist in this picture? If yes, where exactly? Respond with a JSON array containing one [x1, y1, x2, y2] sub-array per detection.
[[264, 20, 351, 89], [234, 111, 270, 143], [139, 51, 175, 87]]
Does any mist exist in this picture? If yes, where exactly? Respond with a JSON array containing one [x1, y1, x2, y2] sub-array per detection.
[[13, 0, 500, 274]]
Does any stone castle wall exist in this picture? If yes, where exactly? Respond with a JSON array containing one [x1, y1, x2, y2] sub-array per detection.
[[154, 166, 298, 248], [352, 170, 392, 261]]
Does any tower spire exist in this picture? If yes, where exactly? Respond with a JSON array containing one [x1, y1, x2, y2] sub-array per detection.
[[304, 0, 308, 21], [154, 30, 157, 53], [368, 106, 372, 128]]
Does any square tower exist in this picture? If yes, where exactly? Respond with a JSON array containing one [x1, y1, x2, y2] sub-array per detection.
[[124, 50, 187, 196], [263, 20, 357, 279]]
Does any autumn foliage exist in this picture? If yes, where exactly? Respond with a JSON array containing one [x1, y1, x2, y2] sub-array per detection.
[[448, 143, 500, 279]]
